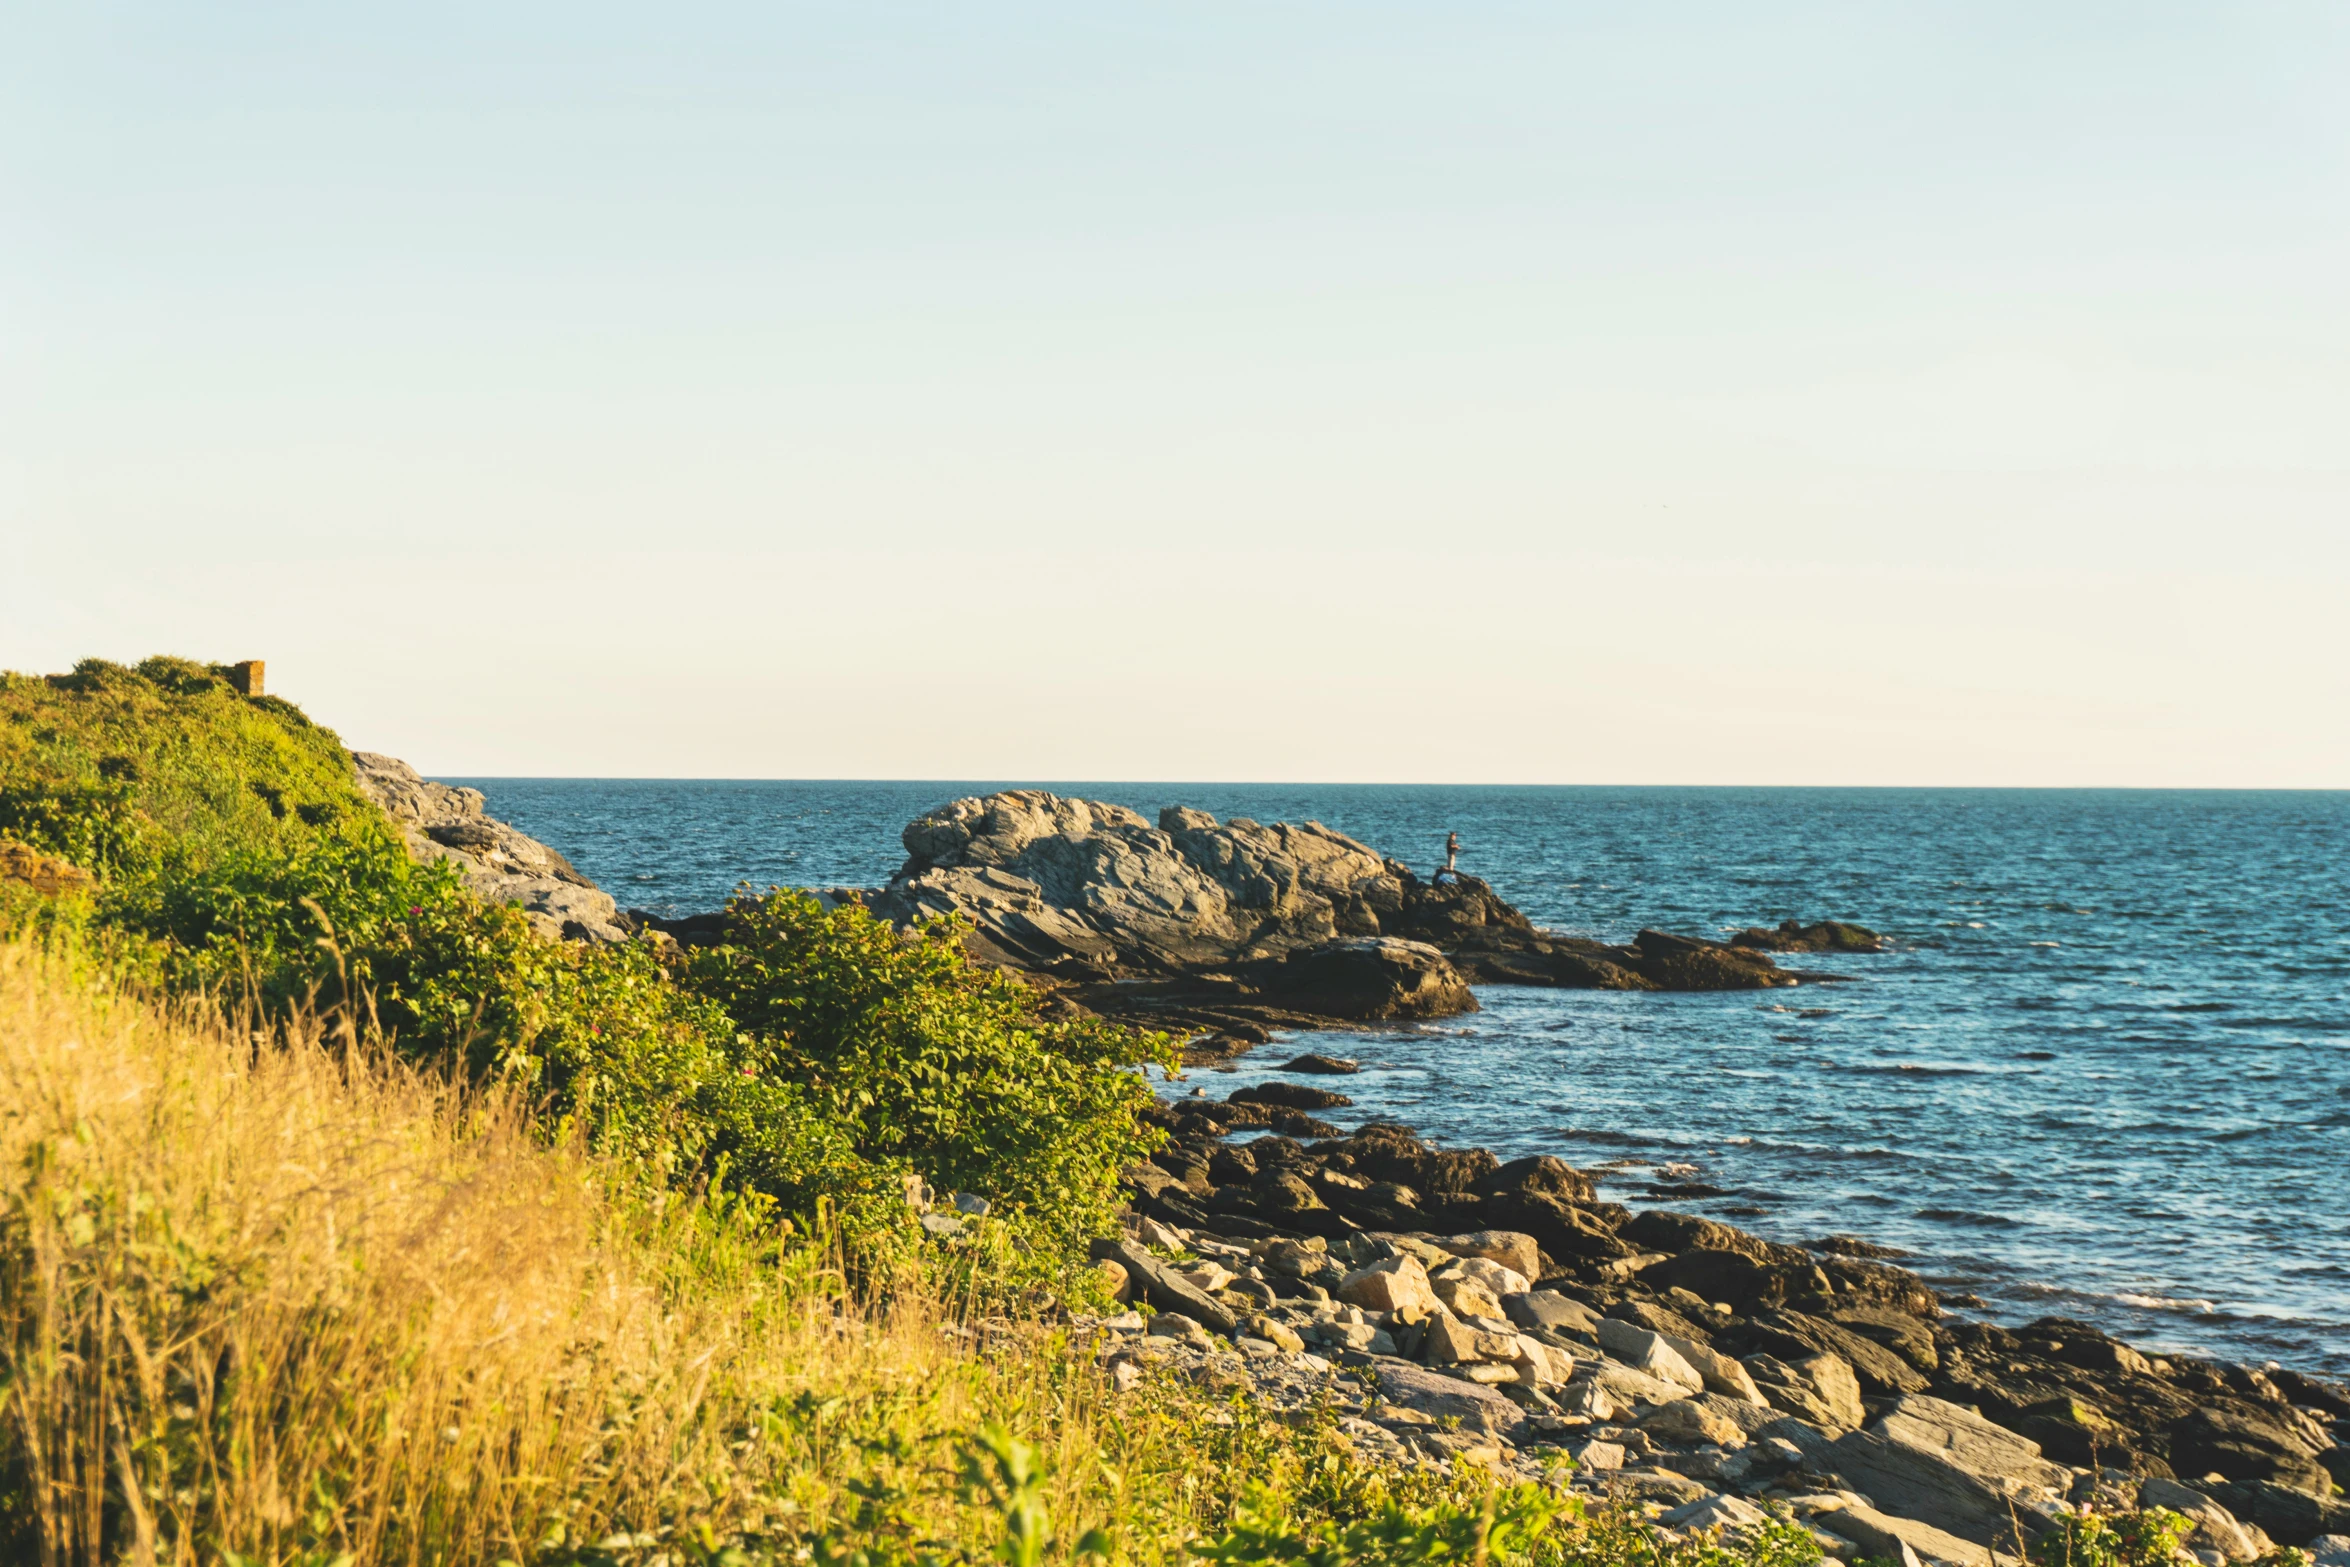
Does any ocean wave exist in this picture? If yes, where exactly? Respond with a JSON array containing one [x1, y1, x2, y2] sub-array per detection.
[[1843, 1061, 1998, 1077], [1916, 1207, 2018, 1228], [2114, 1292, 2220, 1314], [1551, 1128, 1671, 1148], [1731, 1136, 1913, 1163], [2009, 1279, 2234, 1320]]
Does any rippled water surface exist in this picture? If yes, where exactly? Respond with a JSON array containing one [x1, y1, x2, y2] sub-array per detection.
[[455, 780, 2350, 1376]]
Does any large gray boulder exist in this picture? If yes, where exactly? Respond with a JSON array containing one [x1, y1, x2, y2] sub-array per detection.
[[1091, 1238, 1240, 1336], [867, 792, 1479, 1022], [1815, 1502, 2003, 1567], [1371, 1360, 1528, 1438], [873, 792, 1409, 973], [1829, 1394, 2071, 1547], [351, 752, 628, 944]]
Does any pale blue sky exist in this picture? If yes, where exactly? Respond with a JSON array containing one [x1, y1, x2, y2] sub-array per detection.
[[4, 4, 2346, 782]]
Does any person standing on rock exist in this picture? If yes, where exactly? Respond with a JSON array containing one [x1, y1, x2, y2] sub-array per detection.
[[1435, 831, 1461, 883]]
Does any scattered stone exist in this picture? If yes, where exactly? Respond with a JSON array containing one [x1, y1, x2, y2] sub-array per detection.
[[1642, 1398, 1750, 1449], [1433, 1276, 1506, 1321], [1597, 1319, 1706, 1395], [1506, 1291, 1602, 1340], [1747, 1351, 1865, 1430], [1587, 1362, 1690, 1409], [1248, 1315, 1307, 1354], [1148, 1312, 1214, 1350], [1337, 1254, 1442, 1317], [1095, 1239, 1239, 1336], [1281, 1054, 1360, 1074], [1659, 1331, 1770, 1406], [1660, 1493, 1770, 1536], [1556, 1378, 1617, 1420], [1232, 1081, 1354, 1111], [1176, 1262, 1236, 1293], [1612, 1467, 1714, 1506], [1373, 1361, 1527, 1438], [2140, 1478, 2263, 1562], [1441, 1230, 1543, 1283], [1815, 1502, 1996, 1567], [1572, 1439, 1627, 1472]]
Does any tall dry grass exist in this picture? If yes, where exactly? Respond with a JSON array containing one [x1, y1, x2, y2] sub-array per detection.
[[0, 938, 1218, 1567]]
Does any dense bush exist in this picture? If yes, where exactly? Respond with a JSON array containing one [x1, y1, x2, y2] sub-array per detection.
[[687, 890, 1172, 1258]]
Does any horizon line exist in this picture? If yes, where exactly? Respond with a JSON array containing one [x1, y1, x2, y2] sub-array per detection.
[[430, 775, 2350, 794]]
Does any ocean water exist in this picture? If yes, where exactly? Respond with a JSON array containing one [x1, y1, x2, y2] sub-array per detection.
[[454, 779, 2350, 1378]]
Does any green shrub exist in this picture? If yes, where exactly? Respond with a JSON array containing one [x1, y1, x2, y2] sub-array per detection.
[[684, 890, 1174, 1263], [2027, 1510, 2193, 1567]]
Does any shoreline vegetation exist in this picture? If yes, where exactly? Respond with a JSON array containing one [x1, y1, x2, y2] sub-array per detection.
[[2, 655, 2344, 1566]]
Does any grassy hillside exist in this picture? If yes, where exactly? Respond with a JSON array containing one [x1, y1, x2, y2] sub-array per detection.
[[0, 936, 1540, 1565], [0, 656, 382, 877]]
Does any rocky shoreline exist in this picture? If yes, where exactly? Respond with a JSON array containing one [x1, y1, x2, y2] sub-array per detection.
[[1094, 1092, 2349, 1560], [368, 769, 2349, 1560]]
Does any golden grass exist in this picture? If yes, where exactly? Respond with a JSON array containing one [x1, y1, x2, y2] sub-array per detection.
[[0, 938, 1252, 1567]]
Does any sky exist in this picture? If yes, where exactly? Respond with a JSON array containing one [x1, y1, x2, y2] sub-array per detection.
[[3, 3, 2347, 785]]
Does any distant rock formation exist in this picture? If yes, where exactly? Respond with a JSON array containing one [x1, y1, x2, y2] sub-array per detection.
[[858, 791, 1822, 1048], [350, 752, 629, 943]]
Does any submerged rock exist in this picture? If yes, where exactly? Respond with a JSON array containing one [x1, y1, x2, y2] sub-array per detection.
[[1731, 918, 1887, 953]]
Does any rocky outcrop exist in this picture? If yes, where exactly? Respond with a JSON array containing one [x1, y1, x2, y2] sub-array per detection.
[[1118, 1100, 2350, 1548], [870, 793, 1414, 974], [863, 791, 1831, 1046], [350, 752, 629, 944]]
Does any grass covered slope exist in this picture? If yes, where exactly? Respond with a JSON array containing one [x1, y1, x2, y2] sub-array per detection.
[[0, 656, 378, 876], [0, 938, 1583, 1566]]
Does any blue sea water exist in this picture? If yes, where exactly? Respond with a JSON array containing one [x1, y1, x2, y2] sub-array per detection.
[[453, 779, 2350, 1378]]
